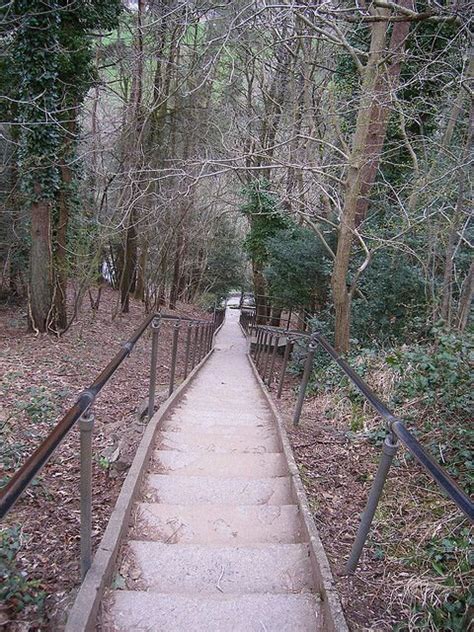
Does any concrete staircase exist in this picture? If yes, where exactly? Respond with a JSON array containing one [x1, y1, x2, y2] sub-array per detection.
[[102, 310, 321, 631]]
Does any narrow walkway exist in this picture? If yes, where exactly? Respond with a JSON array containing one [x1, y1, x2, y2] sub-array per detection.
[[102, 309, 320, 631]]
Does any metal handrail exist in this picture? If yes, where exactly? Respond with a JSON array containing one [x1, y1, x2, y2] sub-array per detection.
[[0, 312, 155, 520], [312, 331, 473, 521], [245, 317, 473, 572], [1, 307, 225, 579]]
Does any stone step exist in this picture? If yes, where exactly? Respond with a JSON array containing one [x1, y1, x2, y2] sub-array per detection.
[[156, 429, 280, 454], [106, 592, 321, 631], [152, 451, 288, 478], [160, 420, 276, 438], [144, 474, 293, 505], [176, 399, 268, 412], [123, 541, 314, 594], [167, 411, 271, 427], [133, 504, 303, 544], [178, 389, 265, 399]]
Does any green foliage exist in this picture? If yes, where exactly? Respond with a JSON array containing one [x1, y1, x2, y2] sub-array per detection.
[[97, 455, 111, 471], [240, 179, 289, 267], [399, 528, 473, 632], [16, 386, 57, 424], [4, 1, 123, 201], [0, 526, 45, 614], [12, 0, 62, 199], [424, 530, 472, 577], [390, 327, 473, 423], [352, 252, 429, 344], [195, 292, 219, 312], [414, 587, 473, 632], [204, 217, 247, 299], [265, 226, 332, 310]]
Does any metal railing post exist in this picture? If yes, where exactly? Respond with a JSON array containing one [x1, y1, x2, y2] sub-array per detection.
[[183, 322, 193, 379], [346, 434, 399, 572], [267, 332, 279, 385], [203, 322, 208, 355], [293, 337, 317, 426], [263, 332, 273, 381], [206, 322, 212, 353], [198, 322, 205, 362], [148, 316, 161, 419], [253, 328, 260, 362], [277, 337, 292, 398], [258, 329, 266, 365], [257, 330, 268, 370], [253, 328, 261, 361], [191, 322, 199, 369], [79, 409, 94, 580], [261, 331, 272, 375], [211, 321, 216, 348], [169, 320, 180, 396]]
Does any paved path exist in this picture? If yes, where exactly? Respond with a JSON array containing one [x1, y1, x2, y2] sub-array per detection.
[[103, 309, 320, 631]]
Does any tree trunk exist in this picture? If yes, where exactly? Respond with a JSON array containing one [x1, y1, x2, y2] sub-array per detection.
[[7, 159, 25, 298], [455, 263, 473, 331], [120, 210, 137, 313], [120, 0, 144, 313], [253, 266, 268, 324], [169, 230, 183, 310], [331, 4, 411, 352], [157, 248, 168, 308], [29, 197, 53, 332], [53, 161, 71, 330], [134, 243, 147, 301], [440, 103, 473, 324]]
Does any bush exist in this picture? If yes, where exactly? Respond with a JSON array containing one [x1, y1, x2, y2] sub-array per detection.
[[351, 253, 429, 345], [390, 326, 473, 422]]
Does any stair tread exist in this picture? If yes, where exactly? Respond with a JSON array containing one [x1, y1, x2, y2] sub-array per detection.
[[105, 591, 321, 631], [121, 541, 315, 594], [165, 416, 272, 428], [133, 503, 303, 544], [144, 474, 293, 505], [152, 450, 288, 478], [156, 429, 280, 454], [160, 420, 277, 437]]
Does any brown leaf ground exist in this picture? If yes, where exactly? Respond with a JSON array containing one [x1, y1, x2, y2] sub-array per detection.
[[2, 308, 469, 631], [0, 288, 208, 630]]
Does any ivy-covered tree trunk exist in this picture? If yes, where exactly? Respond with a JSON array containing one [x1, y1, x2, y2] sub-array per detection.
[[12, 1, 61, 332], [253, 265, 269, 324], [9, 0, 122, 331], [53, 161, 70, 330], [241, 183, 288, 324], [53, 116, 76, 330]]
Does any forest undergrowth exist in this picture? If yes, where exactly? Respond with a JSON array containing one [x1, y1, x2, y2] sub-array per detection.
[[268, 332, 472, 631], [0, 288, 208, 630]]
